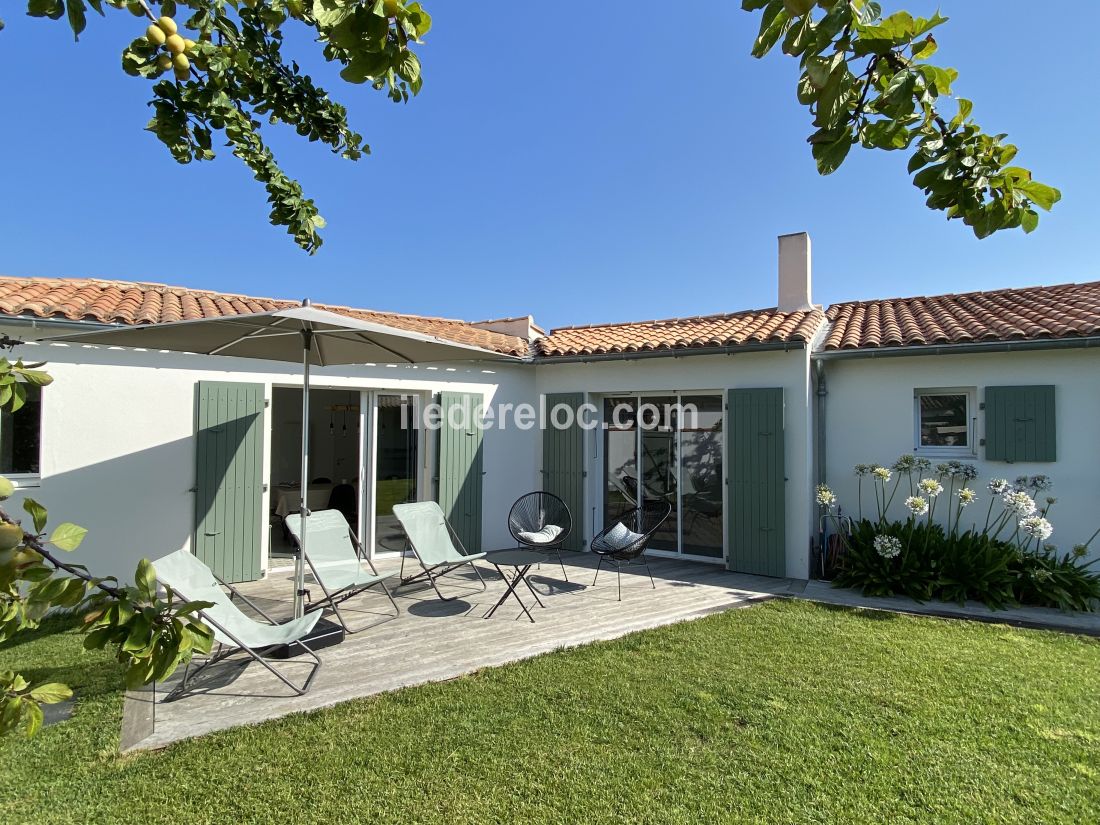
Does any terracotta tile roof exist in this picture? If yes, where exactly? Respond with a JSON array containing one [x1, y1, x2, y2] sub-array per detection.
[[0, 276, 529, 357], [823, 281, 1100, 351], [535, 307, 826, 358]]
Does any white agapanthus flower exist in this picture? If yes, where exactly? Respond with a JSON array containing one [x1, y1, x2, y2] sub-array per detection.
[[1002, 490, 1037, 518], [904, 495, 929, 516], [871, 466, 892, 482], [988, 478, 1010, 495], [1020, 516, 1054, 541], [815, 484, 837, 509], [873, 535, 902, 559], [956, 488, 977, 507], [918, 478, 944, 497]]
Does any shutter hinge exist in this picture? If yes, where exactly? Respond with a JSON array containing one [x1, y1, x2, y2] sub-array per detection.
[[980, 438, 986, 446], [264, 399, 271, 408], [979, 401, 985, 410]]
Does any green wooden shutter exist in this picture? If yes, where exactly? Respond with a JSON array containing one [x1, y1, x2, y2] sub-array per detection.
[[726, 388, 786, 577], [985, 385, 1056, 462], [438, 391, 484, 551], [194, 381, 265, 583], [542, 392, 585, 551]]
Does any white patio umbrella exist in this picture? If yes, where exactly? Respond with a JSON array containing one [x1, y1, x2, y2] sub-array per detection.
[[41, 302, 516, 617]]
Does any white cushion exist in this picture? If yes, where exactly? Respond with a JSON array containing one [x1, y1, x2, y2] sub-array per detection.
[[517, 524, 564, 544], [592, 521, 644, 552]]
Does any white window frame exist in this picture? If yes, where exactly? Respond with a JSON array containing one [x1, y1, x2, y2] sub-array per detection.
[[913, 387, 977, 458], [0, 384, 43, 487]]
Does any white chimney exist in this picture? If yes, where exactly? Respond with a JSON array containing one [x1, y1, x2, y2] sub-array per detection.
[[777, 232, 814, 313]]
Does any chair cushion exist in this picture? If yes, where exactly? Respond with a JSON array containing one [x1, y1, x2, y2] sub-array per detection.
[[516, 524, 564, 545], [591, 521, 644, 552]]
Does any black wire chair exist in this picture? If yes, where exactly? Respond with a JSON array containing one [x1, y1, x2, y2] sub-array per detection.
[[327, 483, 357, 527], [591, 500, 673, 601], [508, 491, 573, 581]]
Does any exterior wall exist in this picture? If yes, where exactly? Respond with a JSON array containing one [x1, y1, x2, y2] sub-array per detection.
[[534, 348, 815, 579], [2, 321, 537, 582], [821, 348, 1100, 561]]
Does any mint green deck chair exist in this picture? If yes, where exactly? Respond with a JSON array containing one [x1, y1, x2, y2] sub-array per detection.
[[392, 501, 488, 601], [153, 549, 322, 697], [284, 509, 400, 633]]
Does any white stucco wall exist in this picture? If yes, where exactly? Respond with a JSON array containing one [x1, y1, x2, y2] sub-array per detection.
[[821, 348, 1100, 561], [535, 348, 815, 578], [1, 322, 537, 582]]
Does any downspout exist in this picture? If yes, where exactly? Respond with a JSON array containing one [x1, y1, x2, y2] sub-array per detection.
[[814, 358, 827, 487]]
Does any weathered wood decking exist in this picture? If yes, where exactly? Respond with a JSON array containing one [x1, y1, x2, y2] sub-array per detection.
[[130, 554, 797, 750]]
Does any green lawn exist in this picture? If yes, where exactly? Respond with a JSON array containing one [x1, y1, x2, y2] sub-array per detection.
[[2, 602, 1098, 824]]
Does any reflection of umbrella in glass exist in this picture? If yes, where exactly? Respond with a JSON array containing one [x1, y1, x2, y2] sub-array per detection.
[[43, 303, 517, 617]]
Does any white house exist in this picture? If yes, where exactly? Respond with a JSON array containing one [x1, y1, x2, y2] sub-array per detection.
[[0, 234, 1096, 585]]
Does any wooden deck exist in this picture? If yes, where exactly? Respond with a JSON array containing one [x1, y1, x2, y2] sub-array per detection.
[[130, 553, 797, 751]]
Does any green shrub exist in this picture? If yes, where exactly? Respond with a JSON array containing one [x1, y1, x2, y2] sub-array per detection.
[[937, 530, 1018, 609], [1012, 546, 1100, 612], [834, 519, 940, 601]]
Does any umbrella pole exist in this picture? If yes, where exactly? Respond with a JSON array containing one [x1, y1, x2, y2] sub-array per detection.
[[295, 329, 313, 619]]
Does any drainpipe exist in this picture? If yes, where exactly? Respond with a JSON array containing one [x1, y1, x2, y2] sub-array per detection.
[[813, 359, 827, 487]]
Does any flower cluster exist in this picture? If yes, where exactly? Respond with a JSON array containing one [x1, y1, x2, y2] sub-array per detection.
[[815, 484, 837, 509], [871, 466, 892, 482], [1015, 474, 1053, 493], [918, 478, 943, 497], [1002, 490, 1038, 518], [956, 487, 977, 507], [854, 464, 871, 477], [988, 478, 1010, 495], [936, 460, 979, 480], [904, 495, 929, 516], [873, 535, 902, 559], [1021, 516, 1054, 541]]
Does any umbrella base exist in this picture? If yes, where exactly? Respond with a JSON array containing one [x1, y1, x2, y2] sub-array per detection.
[[268, 617, 345, 660]]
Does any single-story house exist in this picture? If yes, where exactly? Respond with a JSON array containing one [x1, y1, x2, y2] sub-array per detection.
[[0, 233, 1096, 584]]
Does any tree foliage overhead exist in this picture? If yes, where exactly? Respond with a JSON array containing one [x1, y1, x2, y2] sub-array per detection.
[[744, 0, 1060, 237], [19, 0, 431, 254], [9, 1, 1058, 251]]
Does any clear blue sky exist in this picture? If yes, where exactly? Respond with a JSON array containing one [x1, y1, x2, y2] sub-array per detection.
[[1, 2, 1096, 330]]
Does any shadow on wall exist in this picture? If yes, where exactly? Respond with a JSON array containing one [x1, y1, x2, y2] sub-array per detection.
[[8, 419, 251, 585]]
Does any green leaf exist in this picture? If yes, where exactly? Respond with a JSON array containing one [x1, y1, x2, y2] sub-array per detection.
[[26, 0, 65, 20], [49, 523, 87, 552], [752, 2, 791, 58], [28, 682, 72, 704], [134, 559, 158, 601], [65, 0, 86, 40], [811, 127, 853, 174], [1015, 181, 1061, 211], [1021, 209, 1039, 234], [16, 369, 53, 387], [22, 499, 48, 534]]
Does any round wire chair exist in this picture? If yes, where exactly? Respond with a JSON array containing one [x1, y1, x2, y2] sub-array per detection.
[[508, 491, 573, 581]]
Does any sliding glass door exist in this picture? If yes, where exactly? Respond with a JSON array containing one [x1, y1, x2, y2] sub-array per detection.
[[602, 393, 724, 560], [371, 393, 420, 555]]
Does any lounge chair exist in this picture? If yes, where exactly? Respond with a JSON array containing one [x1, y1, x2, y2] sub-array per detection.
[[508, 491, 572, 581], [590, 500, 673, 601], [392, 501, 488, 601], [284, 509, 400, 633], [152, 549, 322, 696]]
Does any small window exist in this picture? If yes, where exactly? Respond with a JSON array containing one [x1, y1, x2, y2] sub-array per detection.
[[0, 385, 42, 476], [914, 388, 975, 456]]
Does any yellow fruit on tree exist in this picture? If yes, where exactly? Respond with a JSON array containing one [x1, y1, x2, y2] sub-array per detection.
[[166, 34, 186, 55], [173, 66, 191, 82], [0, 476, 13, 501], [157, 16, 178, 35], [146, 24, 167, 47], [173, 53, 190, 71], [0, 523, 24, 551], [156, 54, 173, 71], [126, 2, 145, 16]]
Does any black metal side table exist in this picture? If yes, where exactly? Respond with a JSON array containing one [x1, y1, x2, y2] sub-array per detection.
[[484, 550, 547, 623]]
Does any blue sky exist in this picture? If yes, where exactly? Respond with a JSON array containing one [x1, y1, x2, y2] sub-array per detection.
[[1, 1, 1096, 330]]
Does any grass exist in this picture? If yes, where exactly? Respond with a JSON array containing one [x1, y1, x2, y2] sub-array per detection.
[[2, 601, 1098, 824]]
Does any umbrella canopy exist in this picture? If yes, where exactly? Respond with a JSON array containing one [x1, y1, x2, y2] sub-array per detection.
[[41, 303, 515, 366], [40, 302, 518, 619]]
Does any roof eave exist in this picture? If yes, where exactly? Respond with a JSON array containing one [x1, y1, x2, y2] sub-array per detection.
[[533, 339, 809, 364], [814, 335, 1100, 360]]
